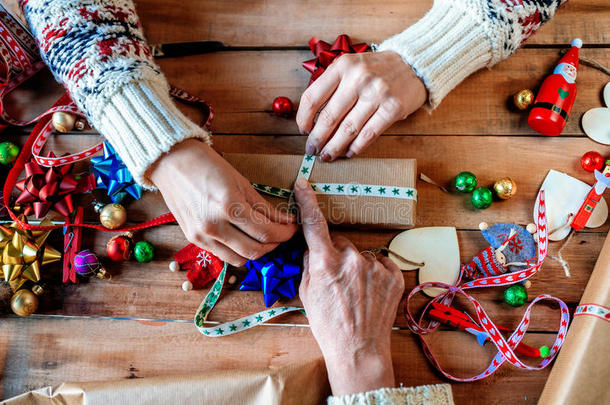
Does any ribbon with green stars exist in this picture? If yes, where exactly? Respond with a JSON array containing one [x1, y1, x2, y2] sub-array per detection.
[[195, 154, 416, 337], [251, 154, 417, 201], [195, 262, 304, 337]]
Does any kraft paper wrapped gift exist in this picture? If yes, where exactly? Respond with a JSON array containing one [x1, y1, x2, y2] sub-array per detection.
[[223, 153, 417, 229], [538, 230, 610, 404], [2, 359, 329, 405]]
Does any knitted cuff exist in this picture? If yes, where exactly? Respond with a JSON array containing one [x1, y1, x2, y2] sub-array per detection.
[[327, 384, 454, 405], [94, 80, 212, 189], [373, 0, 492, 109]]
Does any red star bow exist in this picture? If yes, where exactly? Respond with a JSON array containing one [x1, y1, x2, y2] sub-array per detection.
[[174, 243, 224, 289], [302, 34, 369, 84], [15, 153, 94, 218]]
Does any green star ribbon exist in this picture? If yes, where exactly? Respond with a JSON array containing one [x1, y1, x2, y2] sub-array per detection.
[[196, 154, 417, 337], [195, 263, 304, 337]]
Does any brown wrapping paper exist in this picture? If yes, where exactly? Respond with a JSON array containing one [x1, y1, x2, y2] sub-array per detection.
[[2, 359, 329, 405], [538, 231, 610, 404], [224, 153, 417, 229]]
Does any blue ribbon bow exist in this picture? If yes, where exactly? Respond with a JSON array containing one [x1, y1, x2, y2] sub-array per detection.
[[90, 142, 143, 203], [240, 237, 304, 307]]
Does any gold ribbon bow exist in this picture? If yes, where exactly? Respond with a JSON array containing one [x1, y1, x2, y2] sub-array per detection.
[[0, 216, 61, 291]]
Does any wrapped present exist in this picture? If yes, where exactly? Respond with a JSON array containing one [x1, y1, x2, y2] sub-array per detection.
[[223, 153, 417, 229], [2, 359, 329, 405], [539, 230, 610, 404]]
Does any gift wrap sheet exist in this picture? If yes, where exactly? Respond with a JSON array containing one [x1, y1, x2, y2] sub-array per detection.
[[539, 230, 610, 404], [224, 153, 417, 229]]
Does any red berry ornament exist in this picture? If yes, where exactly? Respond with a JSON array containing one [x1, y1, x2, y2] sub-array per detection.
[[272, 96, 293, 117], [581, 151, 605, 173], [106, 234, 133, 262]]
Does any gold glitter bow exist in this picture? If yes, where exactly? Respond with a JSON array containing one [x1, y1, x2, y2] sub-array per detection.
[[0, 216, 61, 291]]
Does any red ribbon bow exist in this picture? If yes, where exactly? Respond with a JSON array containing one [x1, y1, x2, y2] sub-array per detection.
[[15, 153, 94, 218], [302, 34, 369, 84]]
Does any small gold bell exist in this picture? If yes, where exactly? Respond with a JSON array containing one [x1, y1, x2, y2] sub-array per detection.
[[31, 284, 44, 295], [95, 267, 111, 280], [52, 111, 77, 132], [74, 118, 87, 131]]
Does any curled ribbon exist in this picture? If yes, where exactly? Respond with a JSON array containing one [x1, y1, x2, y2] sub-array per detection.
[[302, 34, 369, 84], [90, 142, 143, 203], [0, 215, 61, 291], [240, 237, 304, 307], [403, 191, 571, 381], [15, 153, 94, 218]]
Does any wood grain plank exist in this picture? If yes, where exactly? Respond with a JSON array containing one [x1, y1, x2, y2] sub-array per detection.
[[156, 48, 610, 136], [7, 133, 609, 230], [5, 49, 609, 136], [135, 0, 610, 46], [0, 316, 555, 403], [2, 224, 594, 332]]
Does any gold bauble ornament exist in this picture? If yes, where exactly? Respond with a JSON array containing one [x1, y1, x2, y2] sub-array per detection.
[[513, 89, 534, 110], [52, 111, 76, 132], [99, 203, 127, 229], [10, 289, 39, 316], [493, 177, 517, 200]]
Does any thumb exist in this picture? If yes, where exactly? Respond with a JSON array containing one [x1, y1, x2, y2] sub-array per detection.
[[246, 184, 296, 224], [294, 177, 331, 252]]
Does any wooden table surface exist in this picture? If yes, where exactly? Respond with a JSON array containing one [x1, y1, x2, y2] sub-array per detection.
[[1, 1, 609, 403]]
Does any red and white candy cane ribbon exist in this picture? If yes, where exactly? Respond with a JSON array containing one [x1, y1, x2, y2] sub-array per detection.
[[575, 303, 610, 322], [404, 191, 571, 381], [30, 87, 213, 168], [0, 5, 48, 126]]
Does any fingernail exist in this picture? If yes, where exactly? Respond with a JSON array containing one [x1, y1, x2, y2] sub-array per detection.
[[298, 127, 305, 135], [295, 176, 307, 189], [320, 152, 331, 162], [305, 141, 316, 156], [345, 150, 354, 158]]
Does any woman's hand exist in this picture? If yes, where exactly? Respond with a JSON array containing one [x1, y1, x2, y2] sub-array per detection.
[[297, 51, 427, 162], [293, 177, 405, 396], [150, 139, 297, 266]]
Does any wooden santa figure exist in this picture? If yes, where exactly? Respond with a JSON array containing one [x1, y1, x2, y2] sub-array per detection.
[[528, 38, 582, 136]]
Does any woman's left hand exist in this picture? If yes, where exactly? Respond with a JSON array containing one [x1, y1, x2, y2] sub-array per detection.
[[296, 51, 427, 162]]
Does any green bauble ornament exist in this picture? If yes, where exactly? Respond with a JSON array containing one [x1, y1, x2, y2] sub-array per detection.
[[503, 284, 527, 307], [0, 141, 20, 165], [133, 241, 155, 263], [471, 187, 493, 209], [454, 171, 477, 193]]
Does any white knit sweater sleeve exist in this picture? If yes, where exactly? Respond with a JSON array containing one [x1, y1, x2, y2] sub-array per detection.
[[374, 0, 567, 109], [327, 384, 454, 405], [21, 0, 211, 188]]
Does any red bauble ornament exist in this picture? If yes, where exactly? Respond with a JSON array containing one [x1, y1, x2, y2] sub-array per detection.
[[581, 151, 605, 173], [106, 234, 133, 261], [272, 96, 293, 117]]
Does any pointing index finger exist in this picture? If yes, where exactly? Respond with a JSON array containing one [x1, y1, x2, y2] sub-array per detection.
[[293, 177, 332, 252]]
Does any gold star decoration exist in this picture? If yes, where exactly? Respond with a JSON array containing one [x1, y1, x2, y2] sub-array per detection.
[[0, 216, 61, 292]]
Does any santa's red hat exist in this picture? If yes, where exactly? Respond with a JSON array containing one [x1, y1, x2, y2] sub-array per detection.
[[557, 38, 582, 70]]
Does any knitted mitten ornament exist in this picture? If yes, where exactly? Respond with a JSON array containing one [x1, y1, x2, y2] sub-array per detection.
[[464, 223, 536, 280]]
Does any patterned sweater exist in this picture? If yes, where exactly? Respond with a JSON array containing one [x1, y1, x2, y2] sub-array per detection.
[[20, 0, 566, 188], [19, 0, 565, 400]]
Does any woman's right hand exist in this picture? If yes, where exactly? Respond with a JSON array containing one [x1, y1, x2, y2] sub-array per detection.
[[149, 139, 298, 266], [294, 177, 405, 396]]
